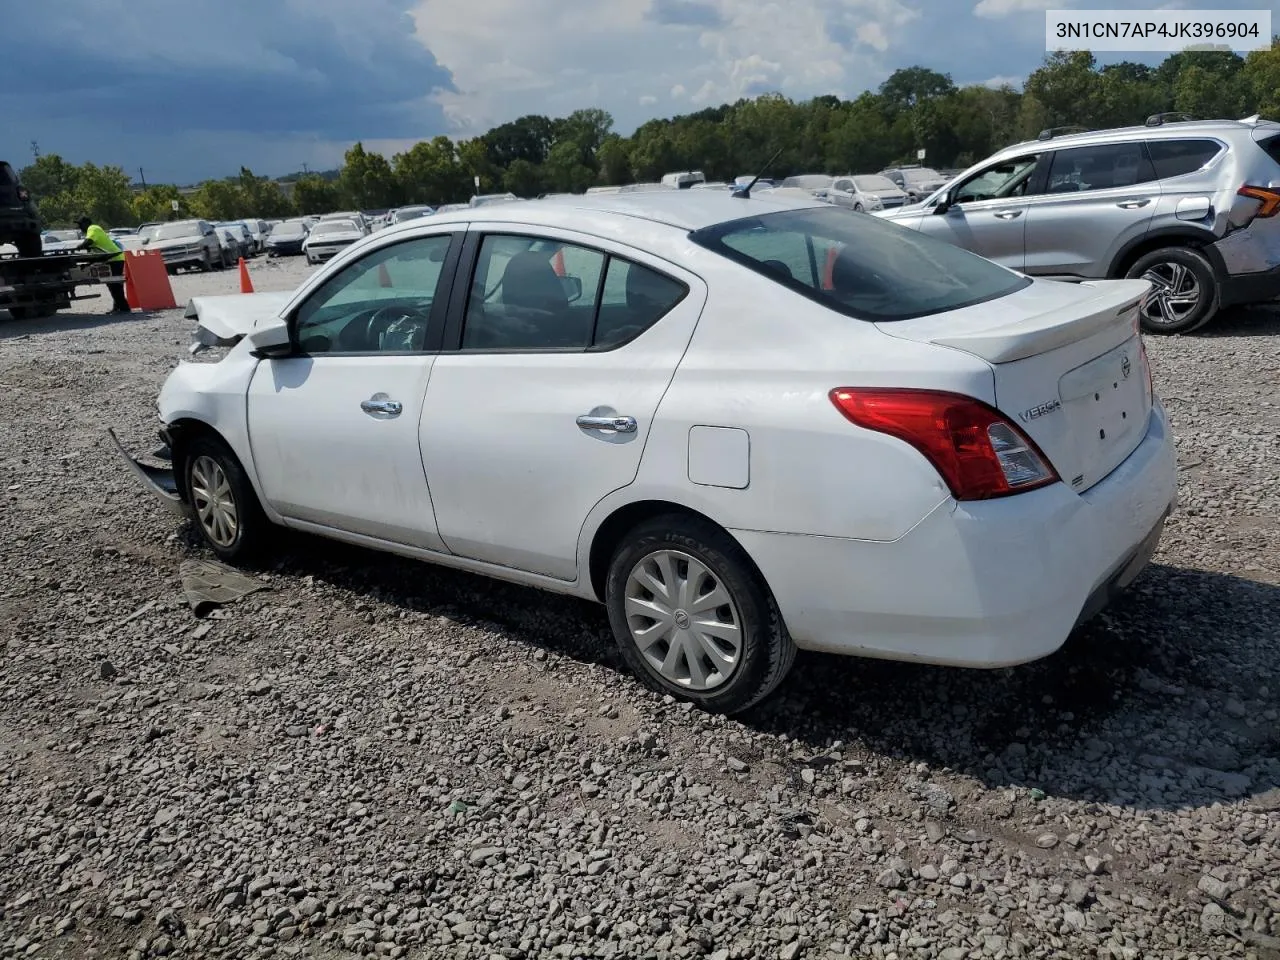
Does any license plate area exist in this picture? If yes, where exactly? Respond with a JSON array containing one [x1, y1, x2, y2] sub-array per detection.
[[1059, 338, 1147, 489]]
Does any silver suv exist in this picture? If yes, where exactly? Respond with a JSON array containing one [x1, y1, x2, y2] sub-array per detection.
[[877, 116, 1280, 333]]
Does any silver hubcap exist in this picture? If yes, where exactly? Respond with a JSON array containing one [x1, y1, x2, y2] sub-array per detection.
[[190, 455, 238, 548], [623, 549, 742, 691], [1139, 261, 1200, 326]]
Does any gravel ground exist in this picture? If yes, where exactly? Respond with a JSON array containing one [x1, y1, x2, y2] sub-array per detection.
[[1, 259, 1279, 960]]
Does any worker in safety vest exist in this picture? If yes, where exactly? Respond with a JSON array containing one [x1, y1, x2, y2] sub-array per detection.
[[77, 216, 131, 314]]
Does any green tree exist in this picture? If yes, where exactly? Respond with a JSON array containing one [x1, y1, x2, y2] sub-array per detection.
[[542, 140, 597, 193], [502, 158, 543, 197], [132, 185, 185, 224], [68, 163, 134, 228], [238, 168, 294, 217], [485, 115, 557, 167], [19, 154, 80, 202], [1024, 51, 1099, 127], [338, 143, 398, 209], [1173, 64, 1246, 120], [879, 67, 956, 113], [393, 137, 469, 205], [188, 179, 244, 221], [292, 175, 343, 215], [597, 135, 632, 185], [457, 138, 494, 195], [1243, 38, 1280, 119]]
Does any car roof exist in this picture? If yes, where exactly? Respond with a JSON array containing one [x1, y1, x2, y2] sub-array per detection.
[[999, 117, 1280, 155], [413, 189, 827, 234]]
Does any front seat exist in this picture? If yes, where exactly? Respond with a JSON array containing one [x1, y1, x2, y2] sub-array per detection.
[[500, 251, 570, 317]]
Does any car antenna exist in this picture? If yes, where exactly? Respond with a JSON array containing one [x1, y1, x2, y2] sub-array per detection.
[[733, 148, 783, 199]]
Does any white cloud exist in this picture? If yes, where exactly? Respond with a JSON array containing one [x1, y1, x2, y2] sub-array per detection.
[[982, 74, 1022, 88], [410, 0, 919, 136], [973, 0, 1057, 18], [639, 94, 658, 105]]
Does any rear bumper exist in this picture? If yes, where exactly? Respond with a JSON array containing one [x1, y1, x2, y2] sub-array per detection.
[[1218, 263, 1280, 308], [107, 428, 185, 516], [733, 402, 1177, 667]]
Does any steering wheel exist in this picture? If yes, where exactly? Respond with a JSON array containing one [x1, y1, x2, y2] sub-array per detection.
[[364, 304, 428, 350]]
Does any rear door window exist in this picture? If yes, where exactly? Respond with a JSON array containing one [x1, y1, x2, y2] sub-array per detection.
[[1046, 142, 1156, 193], [1146, 139, 1223, 179]]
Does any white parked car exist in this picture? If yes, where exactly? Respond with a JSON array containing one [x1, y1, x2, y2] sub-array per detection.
[[41, 229, 82, 253], [111, 191, 1176, 713], [827, 175, 911, 212], [391, 205, 436, 225], [140, 219, 223, 272], [303, 218, 366, 264]]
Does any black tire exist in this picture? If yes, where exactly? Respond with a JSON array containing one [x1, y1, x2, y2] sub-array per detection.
[[15, 232, 41, 258], [1125, 246, 1218, 335], [605, 515, 796, 714], [853, 202, 864, 213], [199, 251, 213, 273], [7, 306, 28, 321], [181, 434, 268, 565]]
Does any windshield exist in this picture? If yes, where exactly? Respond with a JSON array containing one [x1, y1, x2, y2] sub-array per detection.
[[689, 206, 1029, 323], [46, 230, 80, 242], [394, 207, 434, 222], [312, 220, 357, 236], [274, 220, 309, 237], [854, 175, 899, 192], [782, 175, 833, 191], [138, 225, 161, 241], [903, 168, 943, 184], [156, 221, 201, 240]]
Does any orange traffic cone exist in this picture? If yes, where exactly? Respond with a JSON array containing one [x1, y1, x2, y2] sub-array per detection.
[[378, 262, 393, 288], [821, 246, 838, 290], [551, 249, 566, 277], [238, 257, 254, 294]]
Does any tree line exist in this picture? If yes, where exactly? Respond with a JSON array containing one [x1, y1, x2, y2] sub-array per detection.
[[22, 44, 1280, 229]]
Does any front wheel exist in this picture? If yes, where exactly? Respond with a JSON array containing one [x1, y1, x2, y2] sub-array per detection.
[[853, 202, 864, 213], [183, 435, 268, 564], [605, 515, 796, 714], [1125, 246, 1218, 334]]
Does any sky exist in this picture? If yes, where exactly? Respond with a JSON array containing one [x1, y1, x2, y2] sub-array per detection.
[[0, 0, 1265, 184]]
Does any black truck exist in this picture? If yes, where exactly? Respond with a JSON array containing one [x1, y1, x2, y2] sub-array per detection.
[[0, 160, 122, 320]]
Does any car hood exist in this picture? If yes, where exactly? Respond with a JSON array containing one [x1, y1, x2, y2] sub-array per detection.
[[873, 202, 925, 220], [184, 291, 294, 343], [306, 231, 362, 243], [148, 237, 202, 250]]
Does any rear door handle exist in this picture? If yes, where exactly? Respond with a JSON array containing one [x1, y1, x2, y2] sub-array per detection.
[[361, 398, 402, 417], [1117, 198, 1151, 209], [576, 414, 637, 433], [992, 209, 1023, 220]]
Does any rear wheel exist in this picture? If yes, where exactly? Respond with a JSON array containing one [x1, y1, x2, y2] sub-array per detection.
[[1125, 246, 1217, 334], [605, 515, 796, 714], [182, 435, 268, 564]]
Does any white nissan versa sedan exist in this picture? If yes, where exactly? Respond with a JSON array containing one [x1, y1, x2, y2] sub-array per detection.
[[111, 190, 1177, 713]]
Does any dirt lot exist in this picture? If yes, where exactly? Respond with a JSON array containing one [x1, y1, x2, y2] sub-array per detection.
[[1, 258, 1278, 960]]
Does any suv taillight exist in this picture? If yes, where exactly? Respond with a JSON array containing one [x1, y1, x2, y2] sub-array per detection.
[[829, 387, 1059, 501], [1237, 184, 1280, 218]]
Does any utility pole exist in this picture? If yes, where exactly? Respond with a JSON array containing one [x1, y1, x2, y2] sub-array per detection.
[[301, 162, 309, 175], [30, 140, 39, 161], [139, 167, 148, 189]]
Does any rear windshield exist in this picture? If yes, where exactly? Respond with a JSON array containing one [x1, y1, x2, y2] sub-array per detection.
[[690, 206, 1030, 322], [1258, 135, 1280, 167], [155, 221, 202, 240]]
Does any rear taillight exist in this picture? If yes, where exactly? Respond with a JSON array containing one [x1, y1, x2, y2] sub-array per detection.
[[829, 387, 1059, 501], [1237, 184, 1280, 218], [1139, 341, 1154, 406]]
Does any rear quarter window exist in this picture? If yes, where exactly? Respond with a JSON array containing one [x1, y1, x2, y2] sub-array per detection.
[[1258, 135, 1280, 168], [1147, 139, 1223, 179]]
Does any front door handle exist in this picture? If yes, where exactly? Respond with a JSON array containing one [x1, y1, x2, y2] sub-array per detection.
[[361, 398, 402, 417], [992, 209, 1023, 220], [577, 414, 637, 433], [1117, 198, 1151, 209]]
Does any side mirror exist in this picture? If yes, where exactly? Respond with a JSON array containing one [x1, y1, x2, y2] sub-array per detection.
[[559, 276, 583, 303], [933, 194, 954, 215], [246, 316, 292, 356]]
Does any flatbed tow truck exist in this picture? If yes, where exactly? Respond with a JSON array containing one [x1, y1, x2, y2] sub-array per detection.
[[0, 249, 120, 320]]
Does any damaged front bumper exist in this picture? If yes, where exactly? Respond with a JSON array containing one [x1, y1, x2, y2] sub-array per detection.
[[107, 427, 186, 516]]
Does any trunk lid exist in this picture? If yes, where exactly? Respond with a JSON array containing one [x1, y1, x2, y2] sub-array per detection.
[[877, 278, 1153, 493]]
